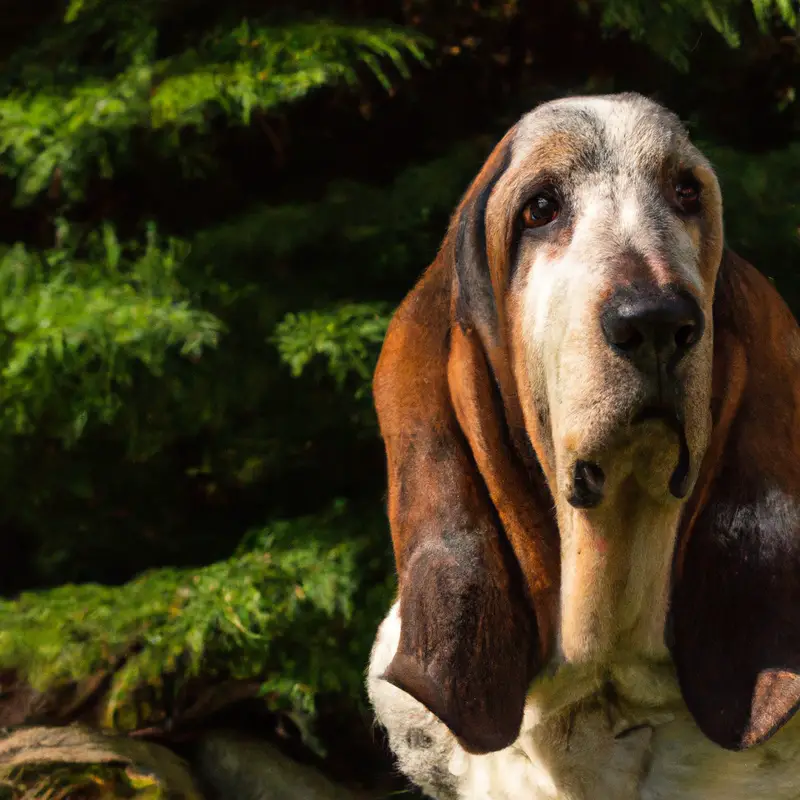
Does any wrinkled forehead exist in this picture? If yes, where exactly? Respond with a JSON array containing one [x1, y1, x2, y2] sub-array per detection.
[[509, 93, 710, 184]]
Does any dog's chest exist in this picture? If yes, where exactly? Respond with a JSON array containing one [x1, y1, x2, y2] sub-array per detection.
[[368, 607, 800, 800], [443, 705, 656, 800], [373, 688, 800, 800]]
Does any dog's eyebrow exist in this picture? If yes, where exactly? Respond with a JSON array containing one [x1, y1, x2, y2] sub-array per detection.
[[510, 128, 602, 177]]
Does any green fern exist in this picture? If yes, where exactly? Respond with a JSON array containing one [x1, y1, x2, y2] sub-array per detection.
[[0, 223, 221, 441], [595, 0, 797, 67], [274, 303, 391, 391], [0, 20, 430, 205]]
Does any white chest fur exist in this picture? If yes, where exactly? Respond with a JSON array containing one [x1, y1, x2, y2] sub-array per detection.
[[368, 603, 800, 800]]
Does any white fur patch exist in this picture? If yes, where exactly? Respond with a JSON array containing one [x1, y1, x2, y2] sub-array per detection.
[[368, 602, 800, 800]]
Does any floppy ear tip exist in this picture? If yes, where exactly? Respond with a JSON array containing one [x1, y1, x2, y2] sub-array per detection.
[[381, 653, 446, 717], [696, 712, 798, 754], [738, 670, 800, 750], [681, 667, 800, 752], [380, 653, 522, 755], [380, 653, 464, 745]]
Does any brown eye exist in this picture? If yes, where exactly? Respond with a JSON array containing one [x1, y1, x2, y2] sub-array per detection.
[[675, 176, 701, 214], [521, 192, 560, 228]]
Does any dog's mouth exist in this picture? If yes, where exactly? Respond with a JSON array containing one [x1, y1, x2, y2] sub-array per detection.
[[566, 405, 690, 510], [632, 406, 691, 499]]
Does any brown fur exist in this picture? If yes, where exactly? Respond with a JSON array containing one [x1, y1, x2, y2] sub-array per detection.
[[375, 257, 555, 755]]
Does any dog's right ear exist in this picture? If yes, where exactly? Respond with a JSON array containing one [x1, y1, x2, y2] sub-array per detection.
[[670, 250, 800, 752], [374, 135, 558, 755]]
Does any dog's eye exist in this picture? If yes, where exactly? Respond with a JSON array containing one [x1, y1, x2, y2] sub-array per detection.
[[521, 193, 560, 228], [675, 177, 701, 214]]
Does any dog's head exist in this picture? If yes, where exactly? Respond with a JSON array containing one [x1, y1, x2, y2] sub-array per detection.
[[501, 94, 720, 510], [373, 92, 800, 756]]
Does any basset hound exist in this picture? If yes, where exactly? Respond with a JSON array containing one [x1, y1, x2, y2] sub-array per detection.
[[366, 92, 800, 799]]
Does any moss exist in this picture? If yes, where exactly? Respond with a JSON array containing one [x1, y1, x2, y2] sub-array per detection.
[[0, 501, 395, 733]]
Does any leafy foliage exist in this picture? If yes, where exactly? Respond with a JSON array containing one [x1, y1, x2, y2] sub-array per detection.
[[0, 502, 394, 731], [0, 223, 220, 441], [0, 19, 429, 204], [595, 0, 799, 67], [706, 141, 800, 301], [751, 0, 799, 30], [274, 303, 391, 394]]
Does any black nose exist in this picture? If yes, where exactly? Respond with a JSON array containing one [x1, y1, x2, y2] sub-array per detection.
[[600, 288, 705, 367]]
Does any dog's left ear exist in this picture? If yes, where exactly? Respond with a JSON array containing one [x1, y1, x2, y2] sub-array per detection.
[[670, 248, 800, 751], [373, 128, 559, 755]]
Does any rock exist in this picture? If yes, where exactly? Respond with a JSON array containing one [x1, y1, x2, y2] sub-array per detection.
[[194, 730, 373, 800], [0, 724, 203, 798]]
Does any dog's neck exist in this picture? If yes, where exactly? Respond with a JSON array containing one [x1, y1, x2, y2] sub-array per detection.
[[555, 480, 683, 665]]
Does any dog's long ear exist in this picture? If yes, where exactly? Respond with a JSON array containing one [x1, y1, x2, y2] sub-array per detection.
[[374, 136, 558, 755], [670, 248, 800, 751]]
